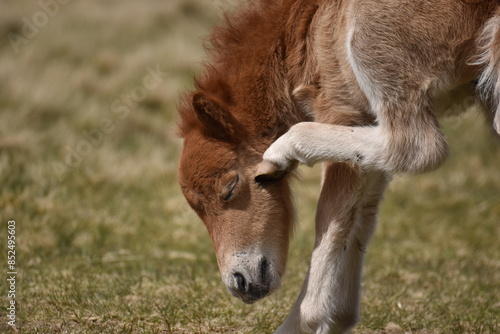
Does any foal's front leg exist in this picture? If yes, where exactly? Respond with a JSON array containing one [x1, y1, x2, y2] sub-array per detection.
[[256, 122, 389, 175], [275, 163, 390, 334], [257, 101, 448, 175]]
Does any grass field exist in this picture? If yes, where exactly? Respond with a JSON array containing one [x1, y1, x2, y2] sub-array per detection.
[[0, 1, 499, 333]]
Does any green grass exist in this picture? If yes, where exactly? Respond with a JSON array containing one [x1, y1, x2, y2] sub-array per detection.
[[0, 1, 499, 333]]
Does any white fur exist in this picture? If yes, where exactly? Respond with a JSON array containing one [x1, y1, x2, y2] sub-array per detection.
[[262, 122, 391, 173], [472, 14, 500, 134], [345, 17, 383, 113]]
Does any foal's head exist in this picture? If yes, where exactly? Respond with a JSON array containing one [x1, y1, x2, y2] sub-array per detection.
[[178, 92, 294, 304]]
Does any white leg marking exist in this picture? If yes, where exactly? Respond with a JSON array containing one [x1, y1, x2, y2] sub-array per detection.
[[275, 167, 390, 334], [262, 122, 390, 173]]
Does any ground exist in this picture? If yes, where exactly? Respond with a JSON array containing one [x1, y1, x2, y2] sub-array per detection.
[[0, 0, 499, 333]]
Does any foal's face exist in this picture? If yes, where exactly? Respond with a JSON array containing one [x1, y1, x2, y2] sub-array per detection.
[[178, 94, 294, 303]]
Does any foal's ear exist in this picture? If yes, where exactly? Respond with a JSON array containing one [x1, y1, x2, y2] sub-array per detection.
[[192, 92, 241, 142]]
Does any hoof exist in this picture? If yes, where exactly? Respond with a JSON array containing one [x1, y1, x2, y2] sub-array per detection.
[[255, 160, 288, 182]]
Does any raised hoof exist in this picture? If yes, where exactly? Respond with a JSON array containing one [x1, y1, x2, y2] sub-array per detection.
[[255, 160, 289, 182]]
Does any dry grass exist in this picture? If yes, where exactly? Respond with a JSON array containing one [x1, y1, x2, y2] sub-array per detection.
[[0, 1, 499, 333]]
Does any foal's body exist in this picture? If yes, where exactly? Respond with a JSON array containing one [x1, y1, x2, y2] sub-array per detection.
[[178, 1, 500, 333]]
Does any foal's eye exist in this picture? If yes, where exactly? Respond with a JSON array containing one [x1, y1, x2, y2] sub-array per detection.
[[221, 175, 240, 202]]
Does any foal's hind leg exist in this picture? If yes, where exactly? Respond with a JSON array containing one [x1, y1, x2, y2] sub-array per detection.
[[275, 163, 390, 334]]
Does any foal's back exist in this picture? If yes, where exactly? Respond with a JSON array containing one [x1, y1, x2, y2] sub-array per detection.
[[314, 0, 498, 110]]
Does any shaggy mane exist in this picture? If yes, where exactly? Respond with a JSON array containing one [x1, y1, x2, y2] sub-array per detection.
[[178, 0, 293, 139]]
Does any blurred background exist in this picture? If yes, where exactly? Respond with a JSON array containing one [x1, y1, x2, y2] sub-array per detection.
[[0, 0, 498, 333]]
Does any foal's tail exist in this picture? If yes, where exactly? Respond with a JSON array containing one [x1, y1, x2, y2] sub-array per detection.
[[474, 11, 500, 134]]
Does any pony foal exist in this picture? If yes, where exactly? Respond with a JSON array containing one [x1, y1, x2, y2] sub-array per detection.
[[178, 0, 500, 333]]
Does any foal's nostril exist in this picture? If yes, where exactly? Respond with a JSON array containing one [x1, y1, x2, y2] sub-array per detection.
[[229, 258, 274, 303], [234, 272, 247, 292], [260, 258, 269, 283]]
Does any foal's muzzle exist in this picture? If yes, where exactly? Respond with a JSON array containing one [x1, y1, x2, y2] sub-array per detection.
[[226, 257, 275, 304]]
